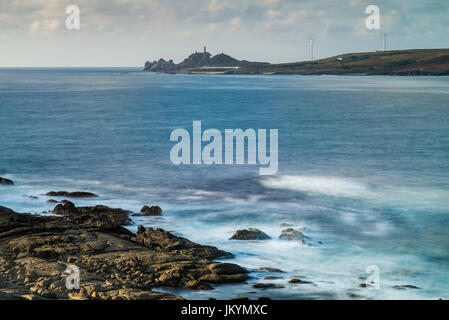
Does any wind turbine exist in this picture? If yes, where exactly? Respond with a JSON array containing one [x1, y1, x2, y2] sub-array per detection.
[[309, 39, 314, 61]]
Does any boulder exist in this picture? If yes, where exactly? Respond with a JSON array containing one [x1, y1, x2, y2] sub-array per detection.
[[0, 177, 13, 185], [279, 228, 312, 244], [138, 205, 162, 216], [230, 228, 271, 240]]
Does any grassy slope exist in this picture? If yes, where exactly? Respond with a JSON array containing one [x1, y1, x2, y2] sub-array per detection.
[[232, 49, 449, 76]]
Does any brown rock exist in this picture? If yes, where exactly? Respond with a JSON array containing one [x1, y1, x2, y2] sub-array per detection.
[[258, 267, 285, 273], [230, 228, 271, 240], [139, 206, 162, 216], [0, 205, 248, 300], [46, 191, 98, 198], [251, 283, 284, 290], [0, 177, 14, 185], [52, 202, 131, 229]]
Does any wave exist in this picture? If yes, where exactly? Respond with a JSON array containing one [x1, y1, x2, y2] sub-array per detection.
[[261, 175, 372, 198]]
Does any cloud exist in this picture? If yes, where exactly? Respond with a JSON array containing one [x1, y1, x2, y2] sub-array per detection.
[[0, 0, 448, 66]]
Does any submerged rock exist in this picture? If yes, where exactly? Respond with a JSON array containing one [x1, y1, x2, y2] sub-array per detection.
[[46, 191, 98, 198], [258, 267, 286, 273], [251, 283, 285, 290], [0, 177, 14, 185], [392, 285, 420, 290], [230, 228, 271, 240], [280, 223, 295, 228], [289, 278, 312, 284], [0, 206, 249, 300], [264, 276, 282, 280], [279, 228, 311, 242]]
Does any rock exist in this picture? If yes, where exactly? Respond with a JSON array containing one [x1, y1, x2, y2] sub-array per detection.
[[29, 196, 38, 200], [52, 202, 131, 229], [279, 228, 318, 245], [132, 227, 235, 260], [230, 228, 271, 240], [251, 283, 285, 290], [45, 191, 98, 198], [136, 225, 146, 234], [0, 177, 14, 185], [280, 223, 294, 228], [289, 278, 312, 284], [392, 285, 420, 290], [144, 59, 177, 72], [46, 200, 58, 203], [139, 206, 162, 216], [0, 205, 249, 300], [279, 228, 311, 242], [346, 292, 362, 298], [264, 276, 282, 280], [258, 267, 285, 273]]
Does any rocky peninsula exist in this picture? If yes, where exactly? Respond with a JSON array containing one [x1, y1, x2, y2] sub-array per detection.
[[144, 49, 449, 76]]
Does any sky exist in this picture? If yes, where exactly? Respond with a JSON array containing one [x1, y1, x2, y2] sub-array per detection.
[[0, 0, 448, 67]]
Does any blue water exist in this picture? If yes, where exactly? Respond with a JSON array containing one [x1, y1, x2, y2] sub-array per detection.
[[1, 68, 449, 299]]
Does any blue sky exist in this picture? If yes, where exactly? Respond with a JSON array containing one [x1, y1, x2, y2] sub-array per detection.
[[1, 0, 448, 67]]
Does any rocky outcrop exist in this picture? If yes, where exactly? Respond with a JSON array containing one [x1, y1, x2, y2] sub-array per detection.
[[279, 228, 321, 246], [144, 59, 177, 72], [52, 202, 132, 229], [258, 267, 285, 273], [46, 191, 98, 198], [133, 206, 162, 217], [0, 205, 248, 300], [279, 229, 310, 242], [144, 50, 269, 73], [230, 228, 271, 240], [0, 177, 13, 185], [132, 226, 233, 260]]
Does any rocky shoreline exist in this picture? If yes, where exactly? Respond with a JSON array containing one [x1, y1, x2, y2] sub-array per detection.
[[0, 177, 425, 300], [0, 198, 249, 300]]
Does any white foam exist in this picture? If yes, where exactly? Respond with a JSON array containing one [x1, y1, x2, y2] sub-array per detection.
[[262, 175, 372, 198]]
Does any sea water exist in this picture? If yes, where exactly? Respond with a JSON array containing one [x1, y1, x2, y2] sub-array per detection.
[[1, 68, 448, 299]]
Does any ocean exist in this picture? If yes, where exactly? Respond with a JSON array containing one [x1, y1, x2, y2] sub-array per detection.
[[1, 68, 448, 299]]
